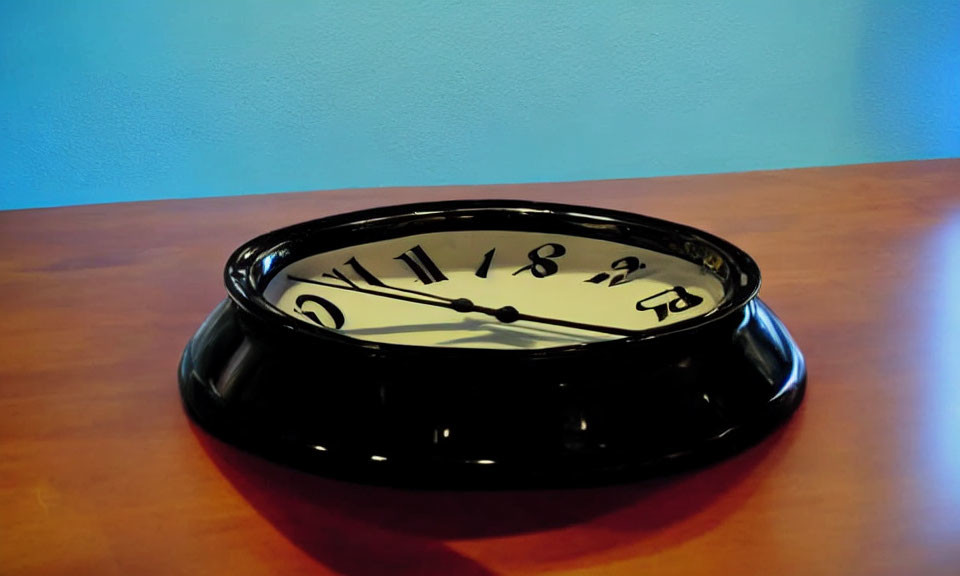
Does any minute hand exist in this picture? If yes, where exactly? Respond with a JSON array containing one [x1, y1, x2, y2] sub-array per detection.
[[286, 274, 637, 337]]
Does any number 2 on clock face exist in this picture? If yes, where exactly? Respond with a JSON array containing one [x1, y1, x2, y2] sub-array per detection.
[[585, 256, 646, 287]]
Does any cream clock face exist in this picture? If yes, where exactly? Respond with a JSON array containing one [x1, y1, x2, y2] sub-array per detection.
[[262, 230, 725, 350]]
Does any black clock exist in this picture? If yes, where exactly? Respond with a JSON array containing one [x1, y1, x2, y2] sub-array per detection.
[[179, 200, 805, 488]]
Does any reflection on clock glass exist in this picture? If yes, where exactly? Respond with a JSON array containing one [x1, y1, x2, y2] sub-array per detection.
[[262, 231, 726, 350]]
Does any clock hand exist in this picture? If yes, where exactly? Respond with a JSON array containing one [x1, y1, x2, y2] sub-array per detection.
[[332, 274, 642, 336], [289, 274, 467, 311], [325, 269, 457, 303], [286, 274, 637, 337]]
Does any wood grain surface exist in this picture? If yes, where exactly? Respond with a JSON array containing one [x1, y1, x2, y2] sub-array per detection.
[[3, 159, 960, 575]]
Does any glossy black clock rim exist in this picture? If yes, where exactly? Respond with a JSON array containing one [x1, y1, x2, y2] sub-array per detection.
[[181, 200, 806, 488], [180, 299, 805, 488], [223, 199, 763, 358]]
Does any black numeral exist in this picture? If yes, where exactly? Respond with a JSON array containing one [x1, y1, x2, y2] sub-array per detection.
[[295, 294, 345, 329], [585, 256, 646, 286], [475, 248, 496, 278], [635, 286, 704, 322], [325, 256, 385, 287], [395, 245, 448, 284], [513, 243, 566, 278], [343, 256, 384, 286]]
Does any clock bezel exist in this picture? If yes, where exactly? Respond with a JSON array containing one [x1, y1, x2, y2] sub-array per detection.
[[224, 200, 761, 356]]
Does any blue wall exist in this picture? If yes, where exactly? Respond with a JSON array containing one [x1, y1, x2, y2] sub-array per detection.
[[1, 1, 958, 210]]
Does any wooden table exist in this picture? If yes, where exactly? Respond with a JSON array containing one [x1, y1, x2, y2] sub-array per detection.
[[3, 159, 960, 575]]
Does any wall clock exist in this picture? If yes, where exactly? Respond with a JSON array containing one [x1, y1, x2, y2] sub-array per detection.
[[179, 200, 805, 487]]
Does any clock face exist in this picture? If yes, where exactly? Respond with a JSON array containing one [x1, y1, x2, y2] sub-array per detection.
[[262, 230, 726, 350]]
